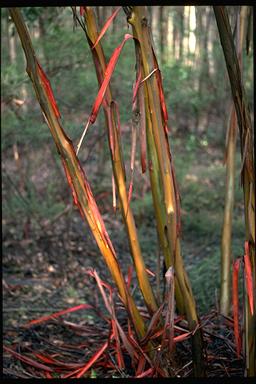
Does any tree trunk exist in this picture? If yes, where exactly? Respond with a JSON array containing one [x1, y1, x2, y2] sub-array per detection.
[[159, 6, 168, 65], [220, 6, 247, 316], [214, 6, 255, 376], [126, 6, 205, 376]]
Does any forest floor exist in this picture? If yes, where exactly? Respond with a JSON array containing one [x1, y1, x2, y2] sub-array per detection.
[[2, 133, 246, 378]]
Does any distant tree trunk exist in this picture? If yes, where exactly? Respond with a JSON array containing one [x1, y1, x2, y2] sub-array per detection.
[[167, 9, 173, 60], [159, 6, 168, 65], [8, 20, 17, 64], [202, 7, 211, 78], [178, 6, 184, 60], [214, 6, 255, 376], [148, 6, 152, 26], [38, 13, 49, 69], [195, 6, 203, 68], [151, 6, 159, 49], [172, 14, 177, 59], [220, 7, 247, 317], [95, 6, 100, 26], [96, 6, 107, 29], [111, 6, 117, 34], [101, 6, 107, 26], [195, 6, 211, 133]]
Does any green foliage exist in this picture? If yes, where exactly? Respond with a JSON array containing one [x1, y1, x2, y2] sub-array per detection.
[[2, 168, 65, 228], [22, 7, 42, 24]]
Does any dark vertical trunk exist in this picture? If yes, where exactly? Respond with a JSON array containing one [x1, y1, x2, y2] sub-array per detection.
[[111, 6, 117, 34], [195, 6, 212, 133], [38, 13, 49, 69], [148, 6, 152, 26], [159, 6, 168, 65], [8, 20, 17, 64], [95, 6, 100, 26], [159, 6, 164, 63], [178, 6, 184, 60], [102, 6, 107, 26], [159, 6, 166, 64], [172, 10, 177, 58]]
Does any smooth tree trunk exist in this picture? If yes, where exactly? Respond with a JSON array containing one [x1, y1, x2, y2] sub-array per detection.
[[214, 6, 255, 376], [220, 6, 247, 316], [125, 6, 205, 377]]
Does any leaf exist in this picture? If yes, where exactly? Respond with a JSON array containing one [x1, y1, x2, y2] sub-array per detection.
[[93, 269, 114, 316], [111, 319, 125, 369], [80, 6, 85, 16], [90, 33, 133, 123], [3, 345, 54, 372], [23, 303, 93, 328], [232, 258, 241, 358], [36, 61, 61, 118], [174, 331, 191, 343], [92, 271, 137, 362], [34, 353, 57, 365], [65, 340, 109, 378], [92, 7, 121, 50], [115, 321, 137, 361], [136, 367, 154, 378], [44, 372, 53, 378], [140, 301, 165, 345], [34, 352, 83, 369], [146, 268, 155, 277], [77, 34, 133, 154], [244, 241, 254, 315], [135, 356, 146, 377]]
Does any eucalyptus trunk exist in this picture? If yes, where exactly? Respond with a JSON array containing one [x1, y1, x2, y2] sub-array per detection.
[[220, 6, 247, 316], [9, 7, 147, 340], [124, 6, 205, 377], [81, 6, 159, 316], [214, 6, 255, 376]]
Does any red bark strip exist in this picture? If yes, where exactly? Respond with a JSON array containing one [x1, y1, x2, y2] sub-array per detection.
[[3, 345, 54, 372], [92, 7, 122, 50], [23, 303, 93, 328], [90, 34, 133, 125], [152, 50, 169, 133], [44, 372, 53, 378], [138, 83, 147, 173], [132, 68, 142, 107], [232, 258, 241, 358], [36, 61, 61, 118], [77, 34, 133, 154], [136, 367, 154, 378], [61, 159, 78, 206], [76, 339, 109, 377], [244, 241, 254, 315], [174, 331, 191, 343]]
